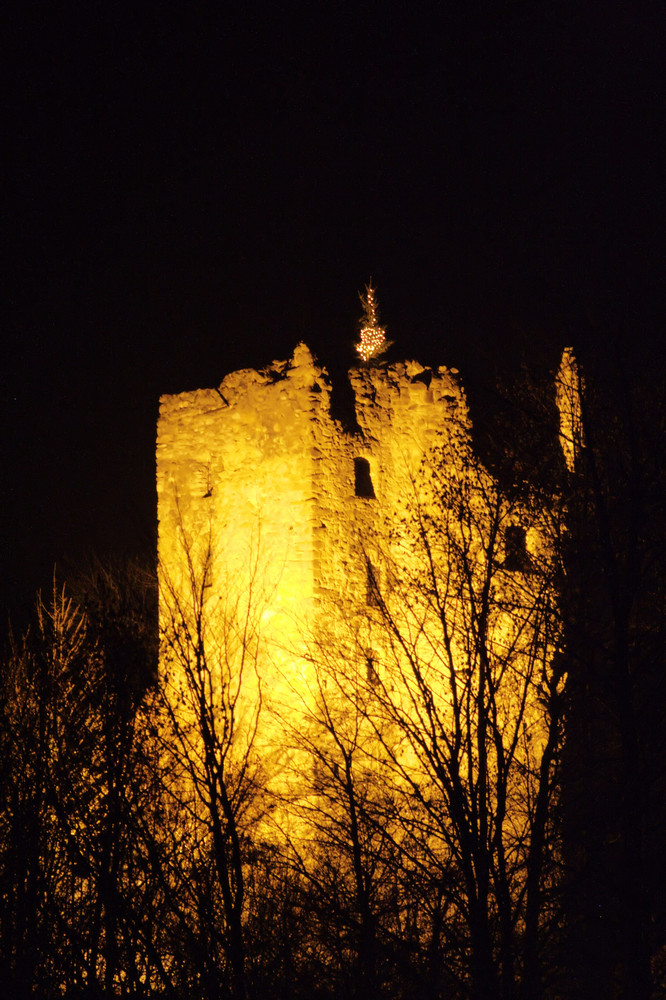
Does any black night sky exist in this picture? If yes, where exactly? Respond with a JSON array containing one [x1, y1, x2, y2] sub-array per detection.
[[3, 1, 665, 620]]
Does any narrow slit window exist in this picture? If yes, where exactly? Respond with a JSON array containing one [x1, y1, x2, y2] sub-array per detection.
[[366, 648, 379, 685], [354, 457, 376, 498], [504, 525, 529, 572], [366, 560, 381, 606]]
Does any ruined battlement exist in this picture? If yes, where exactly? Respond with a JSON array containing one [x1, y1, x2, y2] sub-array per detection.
[[157, 340, 581, 837], [156, 343, 478, 763], [157, 343, 472, 630]]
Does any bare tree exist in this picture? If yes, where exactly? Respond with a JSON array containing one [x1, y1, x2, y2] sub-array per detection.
[[275, 644, 405, 1000], [0, 584, 84, 999], [555, 357, 666, 1000], [0, 576, 159, 998], [154, 524, 267, 1000], [316, 433, 566, 1000]]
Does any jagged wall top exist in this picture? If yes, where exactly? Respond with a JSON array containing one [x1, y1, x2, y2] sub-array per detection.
[[555, 347, 585, 473], [196, 342, 470, 443], [217, 343, 330, 400]]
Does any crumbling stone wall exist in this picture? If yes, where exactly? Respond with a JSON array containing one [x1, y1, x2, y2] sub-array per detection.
[[157, 343, 567, 819], [157, 342, 469, 673]]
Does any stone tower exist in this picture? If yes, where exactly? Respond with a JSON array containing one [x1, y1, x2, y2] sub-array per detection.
[[156, 342, 572, 826], [157, 343, 470, 701]]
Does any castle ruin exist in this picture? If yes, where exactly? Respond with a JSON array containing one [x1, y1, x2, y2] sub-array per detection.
[[156, 342, 578, 833]]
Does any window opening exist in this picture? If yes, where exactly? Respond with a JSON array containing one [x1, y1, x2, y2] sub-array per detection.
[[504, 525, 529, 572], [366, 560, 381, 606], [354, 457, 376, 498], [366, 648, 379, 685]]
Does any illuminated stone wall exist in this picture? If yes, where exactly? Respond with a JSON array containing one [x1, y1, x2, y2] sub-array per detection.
[[157, 345, 468, 675], [157, 343, 573, 821]]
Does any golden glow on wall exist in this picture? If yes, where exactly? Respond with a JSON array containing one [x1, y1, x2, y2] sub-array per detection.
[[157, 343, 568, 838]]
